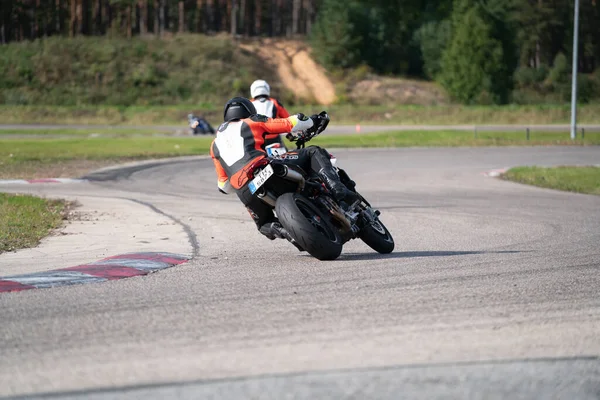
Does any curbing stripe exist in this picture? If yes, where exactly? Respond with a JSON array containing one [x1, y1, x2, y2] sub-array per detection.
[[0, 178, 87, 185], [6, 271, 107, 289], [61, 265, 146, 279], [0, 252, 190, 293], [0, 280, 36, 292], [482, 168, 508, 177], [90, 259, 172, 270]]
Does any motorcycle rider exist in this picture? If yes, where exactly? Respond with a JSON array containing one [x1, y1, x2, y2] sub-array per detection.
[[250, 79, 290, 149], [210, 97, 358, 241]]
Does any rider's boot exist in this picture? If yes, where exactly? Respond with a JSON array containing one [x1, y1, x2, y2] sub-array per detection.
[[318, 166, 359, 207]]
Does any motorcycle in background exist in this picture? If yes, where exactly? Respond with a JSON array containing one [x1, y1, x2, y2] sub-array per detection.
[[188, 114, 215, 135]]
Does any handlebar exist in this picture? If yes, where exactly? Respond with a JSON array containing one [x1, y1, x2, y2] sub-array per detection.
[[290, 111, 330, 148]]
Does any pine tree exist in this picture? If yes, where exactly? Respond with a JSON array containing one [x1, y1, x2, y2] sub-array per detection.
[[309, 0, 361, 68], [439, 0, 515, 104]]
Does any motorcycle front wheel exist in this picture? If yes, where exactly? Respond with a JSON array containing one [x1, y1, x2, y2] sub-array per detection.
[[275, 193, 343, 261], [360, 215, 395, 254]]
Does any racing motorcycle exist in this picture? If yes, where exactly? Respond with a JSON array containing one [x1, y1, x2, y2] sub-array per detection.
[[188, 114, 215, 135], [246, 112, 394, 261]]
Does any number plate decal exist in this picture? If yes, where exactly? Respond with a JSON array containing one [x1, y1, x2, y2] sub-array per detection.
[[249, 164, 274, 194]]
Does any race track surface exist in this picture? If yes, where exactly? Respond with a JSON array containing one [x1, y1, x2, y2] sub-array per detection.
[[1, 147, 599, 399]]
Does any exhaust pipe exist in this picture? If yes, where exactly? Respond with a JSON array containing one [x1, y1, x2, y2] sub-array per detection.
[[257, 190, 277, 207], [276, 165, 305, 191]]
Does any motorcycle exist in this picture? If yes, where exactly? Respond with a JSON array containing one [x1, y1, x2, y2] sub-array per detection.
[[188, 114, 215, 135], [247, 111, 395, 260]]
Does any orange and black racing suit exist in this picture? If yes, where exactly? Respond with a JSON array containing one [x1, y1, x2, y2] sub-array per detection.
[[210, 114, 334, 231], [251, 96, 290, 149]]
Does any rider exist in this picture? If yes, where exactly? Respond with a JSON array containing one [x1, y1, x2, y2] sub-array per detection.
[[210, 97, 358, 241], [250, 79, 290, 149]]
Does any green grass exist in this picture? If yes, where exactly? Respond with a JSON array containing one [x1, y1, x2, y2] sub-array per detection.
[[0, 127, 175, 137], [3, 103, 600, 127], [315, 130, 600, 147], [1, 130, 598, 179], [502, 166, 600, 195], [0, 193, 67, 254], [0, 137, 213, 162]]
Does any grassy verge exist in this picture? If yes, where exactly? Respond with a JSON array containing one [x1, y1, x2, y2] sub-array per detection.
[[502, 166, 600, 195], [2, 104, 600, 127], [0, 137, 213, 179], [0, 127, 179, 137], [1, 130, 598, 179], [0, 193, 68, 254]]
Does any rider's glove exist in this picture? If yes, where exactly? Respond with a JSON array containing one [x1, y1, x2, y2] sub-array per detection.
[[289, 113, 314, 136]]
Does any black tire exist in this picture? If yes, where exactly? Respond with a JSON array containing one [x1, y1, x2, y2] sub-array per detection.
[[275, 193, 343, 260], [360, 216, 395, 254]]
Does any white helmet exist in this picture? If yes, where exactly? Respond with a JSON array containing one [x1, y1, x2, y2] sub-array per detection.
[[250, 79, 270, 98]]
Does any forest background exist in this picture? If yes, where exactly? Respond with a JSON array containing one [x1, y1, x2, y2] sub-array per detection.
[[1, 0, 599, 110]]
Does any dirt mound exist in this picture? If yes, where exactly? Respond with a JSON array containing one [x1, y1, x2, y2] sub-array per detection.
[[239, 39, 336, 105], [349, 77, 448, 106]]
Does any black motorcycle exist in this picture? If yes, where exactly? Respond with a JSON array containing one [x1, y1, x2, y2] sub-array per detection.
[[188, 114, 215, 135], [246, 112, 394, 260]]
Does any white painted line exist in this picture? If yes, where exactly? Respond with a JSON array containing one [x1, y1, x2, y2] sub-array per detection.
[[0, 178, 88, 185], [6, 271, 106, 288], [91, 259, 171, 271]]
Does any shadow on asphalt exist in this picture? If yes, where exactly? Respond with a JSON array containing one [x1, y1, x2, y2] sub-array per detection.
[[337, 250, 524, 261]]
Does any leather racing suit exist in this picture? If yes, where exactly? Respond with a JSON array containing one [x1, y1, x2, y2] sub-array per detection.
[[210, 113, 355, 240], [251, 96, 290, 149]]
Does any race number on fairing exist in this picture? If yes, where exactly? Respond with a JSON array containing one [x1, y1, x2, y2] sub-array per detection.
[[249, 164, 274, 194]]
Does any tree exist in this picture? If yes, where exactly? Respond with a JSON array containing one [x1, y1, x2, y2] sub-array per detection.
[[440, 4, 510, 103], [310, 0, 361, 68], [414, 19, 451, 79], [438, 0, 516, 104]]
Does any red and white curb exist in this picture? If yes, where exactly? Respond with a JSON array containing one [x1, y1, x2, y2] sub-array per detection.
[[0, 252, 189, 293], [482, 168, 508, 177], [0, 178, 87, 185]]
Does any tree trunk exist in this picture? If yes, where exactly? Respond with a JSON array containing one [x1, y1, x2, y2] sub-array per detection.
[[206, 0, 214, 32], [196, 0, 202, 33], [94, 0, 101, 35], [70, 0, 76, 36], [159, 0, 165, 34], [292, 0, 300, 35], [178, 1, 184, 32], [154, 0, 159, 36], [304, 0, 311, 34], [76, 0, 83, 34], [82, 0, 90, 34], [255, 0, 262, 35], [230, 0, 237, 35], [139, 0, 147, 35], [239, 0, 245, 34], [55, 0, 61, 34], [126, 4, 132, 37]]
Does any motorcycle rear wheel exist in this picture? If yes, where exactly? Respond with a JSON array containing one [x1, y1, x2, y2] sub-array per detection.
[[275, 193, 343, 261]]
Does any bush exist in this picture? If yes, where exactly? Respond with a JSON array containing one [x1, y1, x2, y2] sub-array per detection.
[[547, 53, 569, 87], [514, 65, 549, 88]]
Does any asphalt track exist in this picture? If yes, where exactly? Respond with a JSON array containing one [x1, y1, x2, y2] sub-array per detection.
[[1, 147, 600, 399]]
